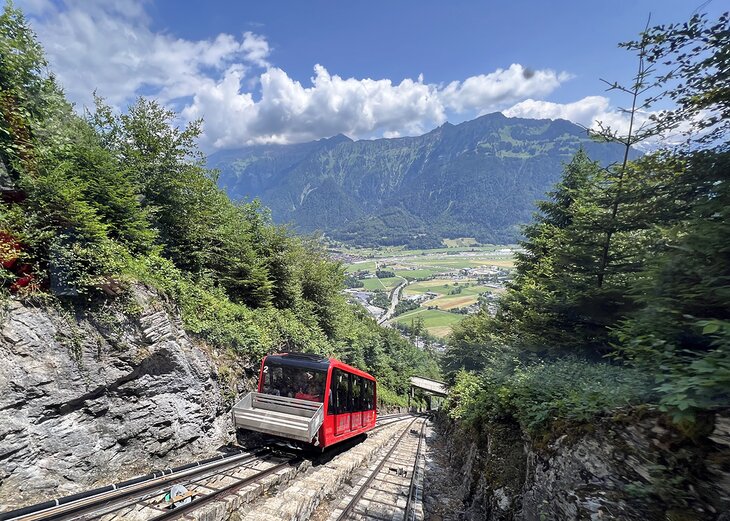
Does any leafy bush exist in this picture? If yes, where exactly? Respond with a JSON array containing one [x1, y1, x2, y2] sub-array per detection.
[[446, 358, 654, 435], [443, 370, 486, 423], [377, 386, 409, 408]]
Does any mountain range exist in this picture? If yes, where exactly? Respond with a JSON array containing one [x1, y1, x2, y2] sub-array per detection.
[[209, 112, 633, 247]]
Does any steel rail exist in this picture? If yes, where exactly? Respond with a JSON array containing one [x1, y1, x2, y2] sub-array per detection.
[[372, 414, 414, 430], [147, 456, 301, 521], [404, 419, 427, 521], [1, 449, 270, 521], [336, 417, 419, 521]]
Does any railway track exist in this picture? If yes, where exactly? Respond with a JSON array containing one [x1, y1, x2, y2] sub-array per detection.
[[328, 416, 427, 521], [1, 449, 298, 521], [1, 414, 415, 521]]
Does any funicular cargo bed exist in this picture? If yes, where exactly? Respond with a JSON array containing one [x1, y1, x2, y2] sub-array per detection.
[[232, 392, 324, 443]]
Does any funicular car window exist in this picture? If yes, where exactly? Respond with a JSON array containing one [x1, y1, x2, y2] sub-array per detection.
[[352, 375, 363, 412], [261, 361, 326, 402], [363, 379, 374, 410], [329, 368, 351, 414]]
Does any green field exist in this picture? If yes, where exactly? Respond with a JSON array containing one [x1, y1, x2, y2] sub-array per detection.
[[405, 282, 493, 310], [334, 244, 518, 258], [404, 279, 463, 296], [338, 245, 514, 337], [394, 268, 446, 280], [403, 279, 490, 296], [389, 308, 465, 337], [459, 284, 494, 296], [427, 294, 478, 310], [345, 261, 377, 273], [360, 277, 403, 291], [442, 237, 480, 247], [411, 257, 514, 269]]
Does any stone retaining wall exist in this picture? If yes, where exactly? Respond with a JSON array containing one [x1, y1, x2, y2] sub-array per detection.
[[438, 411, 730, 520]]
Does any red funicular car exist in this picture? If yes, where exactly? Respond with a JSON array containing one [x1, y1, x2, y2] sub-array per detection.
[[232, 352, 377, 449]]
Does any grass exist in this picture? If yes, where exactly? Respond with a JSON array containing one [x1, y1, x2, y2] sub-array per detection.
[[419, 284, 493, 310], [403, 280, 491, 297], [360, 277, 403, 291], [442, 237, 480, 247], [414, 258, 514, 269], [394, 268, 446, 280], [427, 294, 479, 310], [459, 285, 493, 296], [403, 279, 462, 296], [334, 244, 518, 258], [390, 308, 465, 337], [345, 261, 376, 273], [427, 326, 455, 337]]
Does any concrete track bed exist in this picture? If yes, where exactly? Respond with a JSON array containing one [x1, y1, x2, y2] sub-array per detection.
[[220, 420, 411, 521]]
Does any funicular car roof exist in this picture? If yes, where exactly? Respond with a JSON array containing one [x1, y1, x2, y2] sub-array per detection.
[[266, 352, 375, 380], [265, 352, 330, 371]]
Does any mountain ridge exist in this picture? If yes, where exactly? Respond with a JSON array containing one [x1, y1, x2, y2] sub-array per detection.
[[209, 112, 634, 247]]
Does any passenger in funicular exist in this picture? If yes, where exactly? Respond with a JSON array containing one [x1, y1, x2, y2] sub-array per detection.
[[295, 371, 325, 402], [261, 365, 325, 402]]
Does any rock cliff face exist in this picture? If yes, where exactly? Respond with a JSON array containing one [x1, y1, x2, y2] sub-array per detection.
[[0, 287, 250, 510], [439, 412, 730, 520]]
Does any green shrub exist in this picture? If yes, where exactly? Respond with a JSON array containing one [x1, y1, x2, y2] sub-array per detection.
[[446, 358, 654, 435], [377, 386, 409, 408]]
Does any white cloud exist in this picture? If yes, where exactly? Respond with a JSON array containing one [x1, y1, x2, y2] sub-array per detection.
[[242, 31, 270, 68], [20, 0, 262, 110], [505, 96, 716, 151], [186, 63, 572, 149], [440, 65, 572, 114], [20, 0, 571, 149], [504, 96, 663, 148], [504, 96, 612, 126]]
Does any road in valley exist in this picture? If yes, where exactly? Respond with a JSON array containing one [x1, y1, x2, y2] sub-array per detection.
[[377, 278, 408, 325]]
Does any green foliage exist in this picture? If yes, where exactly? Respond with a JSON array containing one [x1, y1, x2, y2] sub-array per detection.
[[496, 149, 685, 356], [0, 2, 53, 173], [443, 370, 485, 422], [392, 299, 419, 317], [443, 12, 729, 430], [615, 151, 730, 419], [368, 291, 390, 309], [445, 358, 653, 435], [376, 386, 409, 408], [343, 274, 362, 288], [442, 310, 507, 377], [0, 2, 440, 403], [622, 12, 730, 149]]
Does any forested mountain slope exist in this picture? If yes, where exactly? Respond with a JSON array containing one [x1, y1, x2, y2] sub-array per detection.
[[210, 115, 636, 246]]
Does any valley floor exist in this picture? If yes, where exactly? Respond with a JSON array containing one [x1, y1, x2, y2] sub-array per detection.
[[335, 244, 516, 338]]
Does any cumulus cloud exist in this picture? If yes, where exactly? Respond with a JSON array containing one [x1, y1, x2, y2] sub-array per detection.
[[186, 63, 573, 148], [440, 65, 572, 114], [21, 0, 570, 149], [504, 96, 661, 146], [241, 31, 270, 67], [20, 0, 267, 110]]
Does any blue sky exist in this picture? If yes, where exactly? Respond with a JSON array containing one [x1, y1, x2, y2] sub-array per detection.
[[17, 0, 726, 151]]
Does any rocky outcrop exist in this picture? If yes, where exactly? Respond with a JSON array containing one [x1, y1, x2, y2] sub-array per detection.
[[437, 411, 730, 521], [0, 287, 251, 510]]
